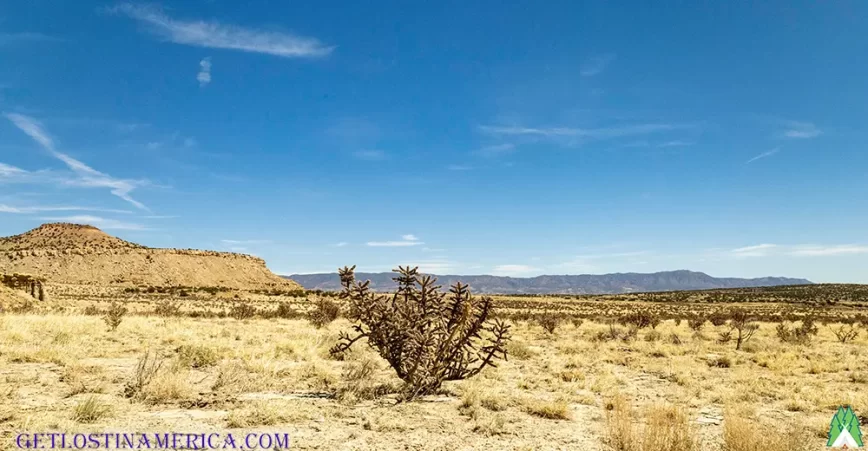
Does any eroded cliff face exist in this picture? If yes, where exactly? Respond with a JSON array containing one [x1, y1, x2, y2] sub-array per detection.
[[0, 223, 299, 290]]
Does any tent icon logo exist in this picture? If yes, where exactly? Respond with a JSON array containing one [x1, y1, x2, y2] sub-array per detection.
[[828, 406, 864, 448]]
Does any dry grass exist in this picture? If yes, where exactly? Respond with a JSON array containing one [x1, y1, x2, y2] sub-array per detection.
[[2, 291, 866, 449], [722, 407, 814, 451]]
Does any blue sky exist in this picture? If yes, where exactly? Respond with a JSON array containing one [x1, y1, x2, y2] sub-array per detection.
[[1, 1, 867, 282]]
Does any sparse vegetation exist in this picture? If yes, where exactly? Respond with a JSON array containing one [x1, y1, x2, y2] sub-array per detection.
[[103, 302, 127, 331], [308, 297, 340, 328]]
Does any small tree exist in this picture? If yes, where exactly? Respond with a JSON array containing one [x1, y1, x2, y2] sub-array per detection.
[[536, 311, 561, 334], [728, 309, 759, 350], [830, 324, 860, 344], [330, 266, 511, 399], [103, 302, 127, 332], [308, 297, 341, 328]]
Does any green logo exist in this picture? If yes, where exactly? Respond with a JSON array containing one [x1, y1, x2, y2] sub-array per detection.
[[828, 406, 864, 448]]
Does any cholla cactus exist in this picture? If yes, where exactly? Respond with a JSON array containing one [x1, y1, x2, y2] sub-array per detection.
[[330, 265, 511, 398]]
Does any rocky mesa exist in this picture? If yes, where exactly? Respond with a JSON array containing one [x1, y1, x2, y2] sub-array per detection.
[[0, 223, 299, 290]]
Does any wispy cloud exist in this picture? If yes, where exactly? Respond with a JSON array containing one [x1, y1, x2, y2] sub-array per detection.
[[724, 243, 868, 258], [781, 121, 821, 139], [367, 234, 423, 247], [447, 164, 472, 171], [479, 123, 689, 139], [352, 150, 385, 160], [0, 204, 131, 214], [197, 57, 212, 87], [4, 113, 149, 210], [39, 215, 148, 230], [331, 242, 348, 247], [789, 245, 868, 257], [730, 243, 778, 258], [746, 147, 780, 164], [657, 140, 695, 148], [491, 264, 541, 276], [112, 3, 334, 58], [580, 54, 616, 77], [414, 259, 457, 273], [0, 162, 26, 177], [220, 239, 272, 245]]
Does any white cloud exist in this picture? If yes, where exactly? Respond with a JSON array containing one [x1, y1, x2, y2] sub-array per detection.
[[0, 162, 26, 177], [112, 3, 333, 58], [332, 242, 348, 247], [367, 235, 424, 247], [730, 243, 778, 258], [746, 147, 780, 164], [788, 245, 868, 257], [220, 239, 272, 245], [447, 164, 472, 171], [781, 121, 821, 139], [479, 123, 689, 140], [4, 113, 149, 210], [580, 54, 616, 77], [197, 57, 212, 87], [352, 150, 385, 160], [415, 259, 457, 273], [657, 140, 695, 148], [491, 264, 541, 276], [39, 215, 148, 230], [722, 243, 868, 258]]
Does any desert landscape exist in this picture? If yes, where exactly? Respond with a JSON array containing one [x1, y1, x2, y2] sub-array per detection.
[[3, 3, 866, 449], [1, 224, 866, 450]]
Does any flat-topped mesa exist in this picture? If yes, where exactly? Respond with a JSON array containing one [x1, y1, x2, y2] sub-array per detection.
[[0, 223, 300, 290]]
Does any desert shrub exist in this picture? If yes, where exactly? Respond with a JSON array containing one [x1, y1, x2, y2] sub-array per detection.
[[707, 355, 732, 368], [230, 303, 257, 320], [727, 309, 759, 350], [594, 322, 637, 342], [83, 305, 101, 316], [176, 344, 220, 368], [605, 396, 697, 451], [709, 312, 729, 327], [775, 317, 818, 345], [536, 312, 561, 334], [522, 398, 571, 420], [123, 351, 164, 399], [103, 302, 127, 332], [687, 317, 705, 332], [570, 317, 584, 328], [335, 358, 392, 403], [620, 311, 661, 330], [644, 330, 662, 342], [72, 396, 111, 423], [153, 302, 180, 317], [830, 323, 860, 343], [722, 408, 813, 451], [673, 318, 682, 327], [717, 330, 733, 344], [330, 265, 511, 399], [308, 297, 341, 328], [273, 302, 301, 319], [641, 404, 699, 451]]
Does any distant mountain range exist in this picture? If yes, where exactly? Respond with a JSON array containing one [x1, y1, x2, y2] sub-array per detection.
[[285, 270, 812, 295]]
